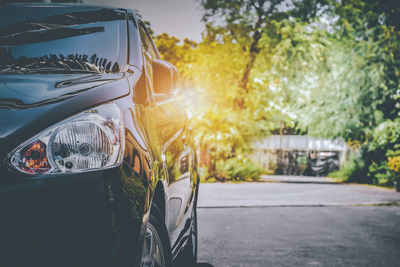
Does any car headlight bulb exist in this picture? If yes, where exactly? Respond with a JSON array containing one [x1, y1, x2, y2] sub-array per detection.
[[12, 140, 51, 174]]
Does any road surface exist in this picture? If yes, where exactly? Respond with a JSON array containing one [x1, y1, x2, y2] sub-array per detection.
[[196, 177, 400, 267]]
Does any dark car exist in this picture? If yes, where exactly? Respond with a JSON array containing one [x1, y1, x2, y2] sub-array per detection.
[[0, 2, 199, 267]]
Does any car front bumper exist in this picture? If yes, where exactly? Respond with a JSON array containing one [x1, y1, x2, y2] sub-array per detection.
[[0, 165, 147, 267]]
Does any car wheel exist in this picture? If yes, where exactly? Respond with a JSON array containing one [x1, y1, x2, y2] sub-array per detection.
[[141, 214, 172, 267]]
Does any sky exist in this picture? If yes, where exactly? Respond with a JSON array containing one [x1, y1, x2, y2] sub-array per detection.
[[84, 0, 205, 42]]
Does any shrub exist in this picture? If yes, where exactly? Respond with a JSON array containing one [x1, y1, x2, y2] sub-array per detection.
[[328, 156, 358, 182], [387, 151, 400, 182], [368, 160, 395, 186], [216, 156, 262, 182], [346, 119, 400, 185]]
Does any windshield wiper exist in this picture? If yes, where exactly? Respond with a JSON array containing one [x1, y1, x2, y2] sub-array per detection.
[[0, 67, 98, 74], [0, 25, 105, 46]]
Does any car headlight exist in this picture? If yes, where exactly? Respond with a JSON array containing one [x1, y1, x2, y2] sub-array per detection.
[[8, 102, 125, 175]]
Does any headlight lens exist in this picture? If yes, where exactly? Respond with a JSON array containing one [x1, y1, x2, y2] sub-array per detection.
[[9, 103, 125, 175]]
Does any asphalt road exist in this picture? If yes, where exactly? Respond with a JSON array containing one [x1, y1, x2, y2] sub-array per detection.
[[196, 177, 400, 267]]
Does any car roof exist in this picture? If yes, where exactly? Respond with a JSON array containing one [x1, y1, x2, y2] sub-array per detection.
[[0, 2, 142, 25], [3, 2, 126, 12]]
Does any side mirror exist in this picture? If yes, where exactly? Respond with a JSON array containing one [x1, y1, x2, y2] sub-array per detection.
[[153, 59, 179, 95]]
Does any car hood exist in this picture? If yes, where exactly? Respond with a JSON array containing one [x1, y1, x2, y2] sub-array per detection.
[[0, 72, 130, 147], [0, 73, 124, 107]]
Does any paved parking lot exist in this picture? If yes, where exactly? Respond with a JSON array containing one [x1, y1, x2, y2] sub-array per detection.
[[196, 178, 400, 267]]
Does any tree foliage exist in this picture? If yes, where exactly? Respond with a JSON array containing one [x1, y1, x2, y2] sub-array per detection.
[[153, 0, 399, 183], [154, 33, 197, 66], [272, 0, 400, 185]]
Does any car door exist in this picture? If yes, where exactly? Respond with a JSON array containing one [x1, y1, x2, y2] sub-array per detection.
[[132, 19, 196, 251]]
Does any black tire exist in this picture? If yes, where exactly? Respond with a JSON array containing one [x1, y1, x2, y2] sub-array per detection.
[[176, 206, 198, 267], [141, 214, 173, 267]]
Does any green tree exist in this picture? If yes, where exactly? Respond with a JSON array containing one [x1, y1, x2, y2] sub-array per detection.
[[199, 0, 292, 98], [155, 0, 399, 184], [272, 0, 400, 184], [154, 33, 197, 66]]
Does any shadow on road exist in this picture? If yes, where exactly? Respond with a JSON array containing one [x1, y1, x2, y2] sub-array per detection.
[[197, 263, 214, 267]]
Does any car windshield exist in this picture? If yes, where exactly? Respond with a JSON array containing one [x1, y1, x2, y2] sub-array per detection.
[[0, 5, 126, 74]]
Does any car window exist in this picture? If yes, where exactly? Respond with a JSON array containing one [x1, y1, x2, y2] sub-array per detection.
[[127, 12, 142, 67], [138, 24, 156, 60], [0, 6, 127, 73], [139, 23, 156, 65], [138, 22, 155, 92]]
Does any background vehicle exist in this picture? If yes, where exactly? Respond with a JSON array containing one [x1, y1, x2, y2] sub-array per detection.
[[0, 2, 199, 266]]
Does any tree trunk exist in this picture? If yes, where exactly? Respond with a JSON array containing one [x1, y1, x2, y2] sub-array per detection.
[[234, 28, 262, 109], [239, 30, 262, 93]]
